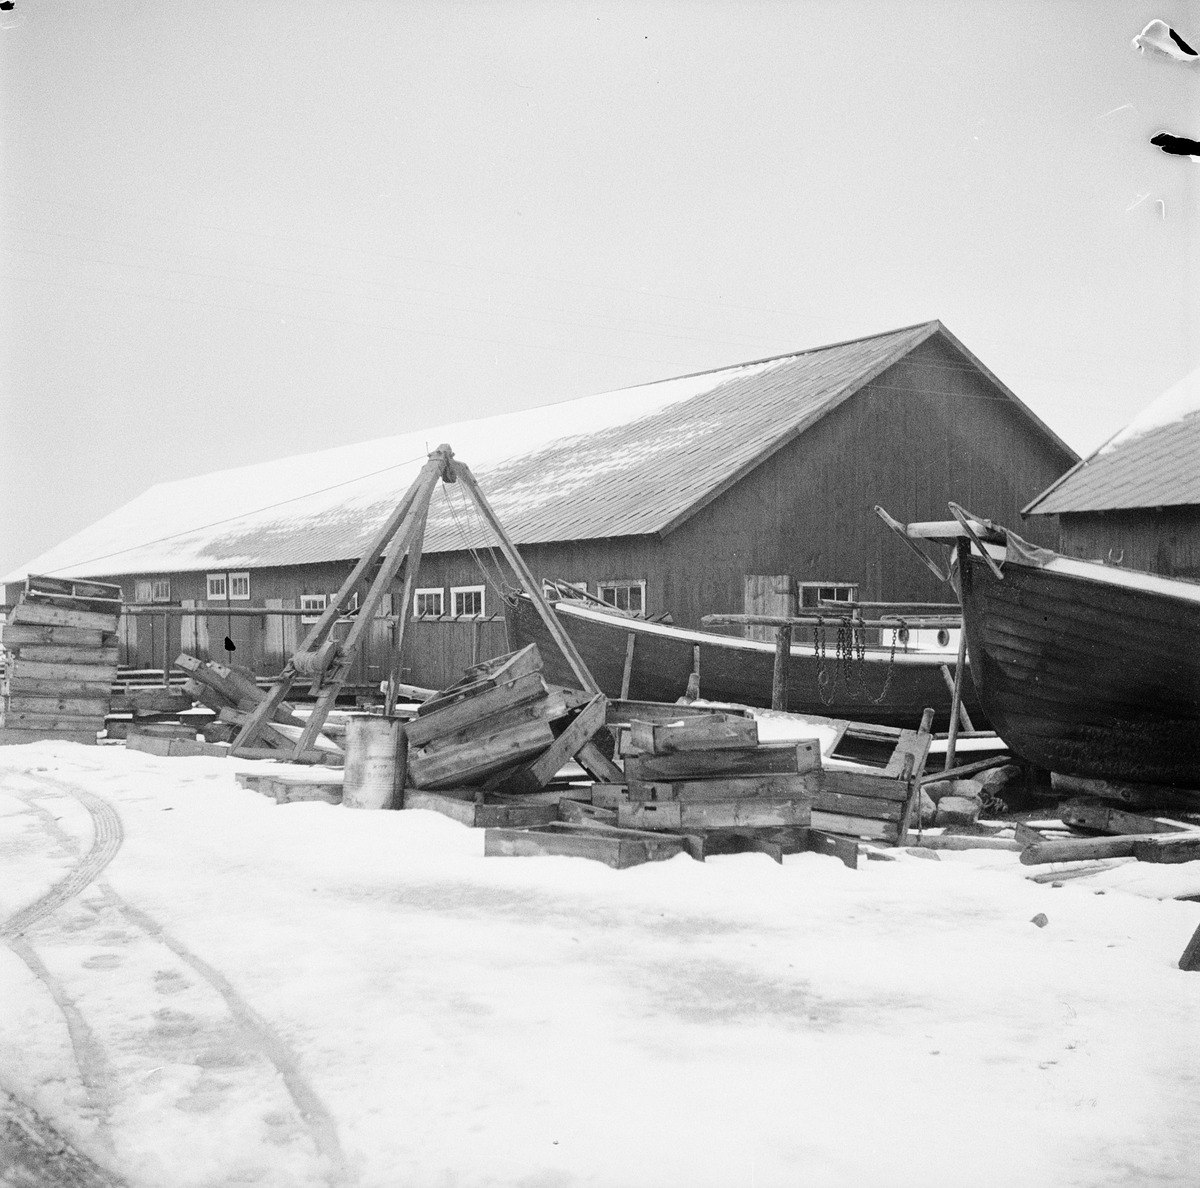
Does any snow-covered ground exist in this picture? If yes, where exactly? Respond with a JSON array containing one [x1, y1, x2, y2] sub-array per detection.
[[2, 742, 1199, 1188]]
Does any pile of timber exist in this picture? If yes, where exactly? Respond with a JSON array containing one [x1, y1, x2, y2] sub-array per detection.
[[485, 706, 926, 868], [0, 575, 122, 745], [121, 652, 344, 760], [105, 686, 208, 743], [404, 644, 622, 821], [1016, 797, 1200, 869]]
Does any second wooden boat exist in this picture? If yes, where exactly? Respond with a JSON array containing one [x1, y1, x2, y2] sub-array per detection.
[[505, 592, 983, 731], [882, 505, 1200, 786]]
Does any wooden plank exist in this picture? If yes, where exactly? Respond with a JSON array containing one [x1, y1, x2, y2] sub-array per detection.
[[591, 784, 630, 808], [483, 825, 685, 868], [0, 726, 97, 746], [1179, 922, 1200, 972], [0, 624, 107, 648], [121, 687, 193, 714], [620, 632, 636, 700], [882, 729, 932, 780], [909, 834, 1023, 852], [418, 691, 569, 755], [8, 659, 118, 684], [1059, 803, 1189, 837], [630, 772, 819, 803], [404, 672, 549, 747], [230, 746, 342, 765], [575, 740, 625, 784], [8, 602, 119, 631], [771, 624, 792, 711], [619, 799, 810, 830], [625, 740, 821, 782], [25, 573, 122, 600], [6, 696, 110, 717], [605, 700, 742, 726], [1, 711, 104, 731], [4, 677, 113, 699], [820, 769, 913, 802], [273, 780, 342, 804], [7, 645, 119, 666], [630, 714, 759, 755], [408, 719, 557, 789], [492, 694, 607, 796], [1131, 835, 1200, 864], [559, 799, 618, 826], [417, 644, 544, 716], [812, 791, 905, 821], [402, 790, 558, 827], [1019, 836, 1152, 865], [809, 812, 897, 841], [802, 828, 860, 869]]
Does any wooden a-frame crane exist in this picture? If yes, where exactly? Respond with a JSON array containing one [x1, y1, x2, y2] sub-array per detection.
[[230, 444, 600, 761]]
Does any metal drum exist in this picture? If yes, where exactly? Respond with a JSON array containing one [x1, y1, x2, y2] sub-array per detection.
[[343, 717, 407, 809]]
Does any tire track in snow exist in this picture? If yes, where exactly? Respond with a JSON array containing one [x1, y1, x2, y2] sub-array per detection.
[[1, 782, 123, 940], [112, 896, 350, 1186], [4, 771, 350, 1186]]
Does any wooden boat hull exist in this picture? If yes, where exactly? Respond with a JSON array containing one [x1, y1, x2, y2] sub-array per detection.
[[506, 595, 984, 731], [957, 546, 1200, 786]]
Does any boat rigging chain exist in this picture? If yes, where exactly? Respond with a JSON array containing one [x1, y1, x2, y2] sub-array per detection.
[[814, 616, 898, 706]]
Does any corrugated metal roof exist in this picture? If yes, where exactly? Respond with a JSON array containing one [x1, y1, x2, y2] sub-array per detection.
[[1026, 368, 1200, 515], [8, 320, 1010, 581]]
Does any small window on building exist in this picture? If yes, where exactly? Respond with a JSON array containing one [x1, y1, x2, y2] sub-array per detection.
[[414, 588, 444, 618], [228, 572, 250, 600], [343, 591, 359, 615], [134, 580, 153, 603], [151, 578, 171, 602], [207, 573, 227, 599], [451, 585, 485, 618], [300, 593, 327, 624], [598, 580, 646, 616], [798, 583, 859, 609]]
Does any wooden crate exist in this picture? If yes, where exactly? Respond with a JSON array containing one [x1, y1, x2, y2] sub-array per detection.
[[404, 789, 559, 828], [484, 822, 689, 868]]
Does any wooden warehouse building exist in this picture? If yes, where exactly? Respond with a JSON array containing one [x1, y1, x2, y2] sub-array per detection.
[[1024, 367, 1200, 579], [5, 321, 1077, 690]]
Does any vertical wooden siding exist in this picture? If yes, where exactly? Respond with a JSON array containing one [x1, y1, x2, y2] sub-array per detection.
[[1055, 508, 1200, 580]]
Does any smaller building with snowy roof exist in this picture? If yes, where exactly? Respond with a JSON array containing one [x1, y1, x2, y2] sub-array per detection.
[[1024, 368, 1200, 580]]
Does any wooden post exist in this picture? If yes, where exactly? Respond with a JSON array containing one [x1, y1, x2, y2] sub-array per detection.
[[162, 611, 171, 688], [1179, 922, 1200, 972], [771, 625, 791, 711], [385, 501, 429, 717], [943, 628, 968, 772], [939, 663, 975, 731], [620, 632, 636, 700], [455, 461, 601, 694]]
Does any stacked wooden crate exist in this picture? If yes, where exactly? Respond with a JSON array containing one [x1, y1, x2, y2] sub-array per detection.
[[616, 712, 819, 840], [403, 644, 620, 824], [811, 725, 930, 845], [0, 575, 122, 745]]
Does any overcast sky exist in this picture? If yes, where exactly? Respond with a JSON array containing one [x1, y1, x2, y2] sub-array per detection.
[[2, 1, 1197, 577]]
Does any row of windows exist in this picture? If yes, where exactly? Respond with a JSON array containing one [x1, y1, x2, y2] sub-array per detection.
[[413, 586, 485, 619]]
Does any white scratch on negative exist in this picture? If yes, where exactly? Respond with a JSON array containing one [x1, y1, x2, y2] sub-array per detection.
[[1126, 192, 1151, 212], [1098, 103, 1134, 120]]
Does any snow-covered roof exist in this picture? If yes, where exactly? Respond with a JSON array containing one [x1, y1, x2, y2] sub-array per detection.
[[1025, 367, 1200, 516], [7, 320, 1055, 582]]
